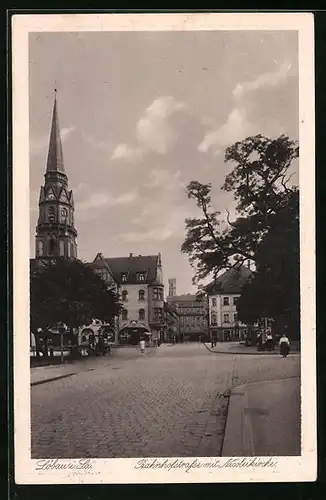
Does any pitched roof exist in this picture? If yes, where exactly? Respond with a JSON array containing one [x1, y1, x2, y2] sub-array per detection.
[[167, 294, 204, 303], [206, 265, 252, 295], [46, 92, 65, 174], [104, 254, 160, 285]]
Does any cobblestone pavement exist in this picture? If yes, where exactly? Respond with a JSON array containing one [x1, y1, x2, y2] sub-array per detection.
[[31, 344, 300, 459]]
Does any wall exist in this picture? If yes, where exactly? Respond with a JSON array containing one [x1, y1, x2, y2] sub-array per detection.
[[120, 284, 150, 324], [176, 300, 208, 340], [209, 294, 240, 328]]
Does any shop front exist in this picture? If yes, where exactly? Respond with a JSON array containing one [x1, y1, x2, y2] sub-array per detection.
[[119, 320, 152, 345]]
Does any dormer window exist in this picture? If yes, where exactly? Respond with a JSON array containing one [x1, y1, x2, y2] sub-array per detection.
[[121, 273, 128, 283], [136, 272, 145, 282]]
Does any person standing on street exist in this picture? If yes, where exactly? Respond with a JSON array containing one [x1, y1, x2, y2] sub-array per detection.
[[279, 333, 290, 357], [140, 337, 146, 354]]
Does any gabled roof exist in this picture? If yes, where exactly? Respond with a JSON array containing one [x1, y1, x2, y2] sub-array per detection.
[[167, 294, 204, 303], [206, 265, 252, 295], [105, 254, 160, 285]]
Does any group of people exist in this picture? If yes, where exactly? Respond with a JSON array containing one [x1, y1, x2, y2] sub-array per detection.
[[36, 337, 54, 357]]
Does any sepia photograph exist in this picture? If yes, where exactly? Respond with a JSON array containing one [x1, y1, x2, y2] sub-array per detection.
[[12, 13, 316, 484]]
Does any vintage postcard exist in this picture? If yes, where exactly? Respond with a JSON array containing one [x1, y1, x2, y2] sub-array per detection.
[[12, 12, 316, 484]]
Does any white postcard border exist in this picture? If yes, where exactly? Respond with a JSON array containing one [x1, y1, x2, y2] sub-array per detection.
[[12, 12, 316, 484]]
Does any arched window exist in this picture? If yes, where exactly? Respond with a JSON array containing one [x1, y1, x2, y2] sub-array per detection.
[[37, 240, 44, 257], [122, 309, 128, 321], [122, 290, 128, 302], [138, 289, 145, 301], [49, 236, 56, 255], [211, 313, 217, 325], [139, 309, 145, 321], [59, 240, 65, 257]]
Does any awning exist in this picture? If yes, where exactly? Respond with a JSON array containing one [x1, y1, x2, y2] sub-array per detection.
[[119, 320, 151, 334]]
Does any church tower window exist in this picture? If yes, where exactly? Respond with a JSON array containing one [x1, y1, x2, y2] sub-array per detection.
[[59, 240, 65, 257], [49, 236, 57, 255], [37, 240, 44, 257]]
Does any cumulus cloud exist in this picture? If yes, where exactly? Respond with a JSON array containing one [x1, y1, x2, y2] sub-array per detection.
[[77, 190, 138, 211], [199, 61, 294, 156], [144, 168, 185, 191], [111, 96, 186, 161], [111, 143, 143, 162], [120, 208, 188, 243], [136, 96, 186, 154], [31, 126, 75, 154], [61, 126, 75, 141], [233, 62, 292, 100], [199, 107, 250, 156]]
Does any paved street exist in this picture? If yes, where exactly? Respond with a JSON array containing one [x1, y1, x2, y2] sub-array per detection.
[[31, 343, 300, 458]]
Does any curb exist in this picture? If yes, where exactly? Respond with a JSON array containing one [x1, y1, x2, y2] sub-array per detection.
[[204, 343, 300, 356], [31, 366, 98, 386], [31, 372, 77, 386], [221, 384, 254, 456]]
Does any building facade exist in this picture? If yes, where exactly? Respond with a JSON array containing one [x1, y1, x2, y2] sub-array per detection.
[[206, 264, 252, 342], [89, 252, 164, 344], [166, 294, 208, 342], [34, 91, 78, 265], [163, 301, 180, 343]]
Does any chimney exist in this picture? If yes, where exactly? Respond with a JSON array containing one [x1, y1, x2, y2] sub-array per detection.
[[129, 253, 133, 258]]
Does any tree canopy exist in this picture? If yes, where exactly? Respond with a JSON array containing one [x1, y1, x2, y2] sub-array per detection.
[[30, 259, 122, 332], [182, 134, 299, 335], [182, 134, 299, 283]]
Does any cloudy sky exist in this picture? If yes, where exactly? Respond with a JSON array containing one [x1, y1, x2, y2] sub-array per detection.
[[29, 30, 299, 294]]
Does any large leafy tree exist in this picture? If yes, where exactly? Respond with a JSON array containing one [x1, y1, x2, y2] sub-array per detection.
[[182, 134, 300, 335], [182, 134, 299, 283], [30, 259, 122, 333], [236, 189, 300, 336]]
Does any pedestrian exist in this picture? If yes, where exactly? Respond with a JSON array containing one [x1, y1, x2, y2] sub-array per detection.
[[265, 330, 273, 351], [47, 337, 54, 357], [140, 337, 146, 354], [279, 333, 290, 357]]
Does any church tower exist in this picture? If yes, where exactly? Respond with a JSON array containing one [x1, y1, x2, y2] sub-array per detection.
[[35, 91, 78, 261]]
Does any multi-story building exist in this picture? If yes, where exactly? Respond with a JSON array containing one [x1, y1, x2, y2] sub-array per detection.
[[206, 264, 252, 342], [163, 301, 180, 343], [166, 294, 208, 342], [89, 252, 164, 345]]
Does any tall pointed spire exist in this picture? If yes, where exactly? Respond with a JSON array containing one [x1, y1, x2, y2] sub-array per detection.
[[46, 89, 65, 174], [35, 89, 78, 262]]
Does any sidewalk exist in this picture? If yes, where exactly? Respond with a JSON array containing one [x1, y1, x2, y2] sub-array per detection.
[[222, 376, 301, 456], [30, 354, 117, 386], [30, 346, 159, 385], [204, 342, 300, 355]]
